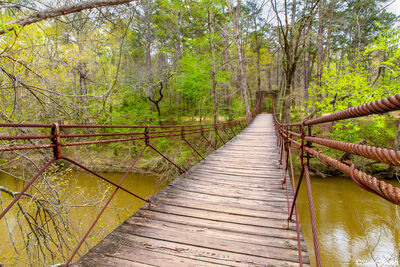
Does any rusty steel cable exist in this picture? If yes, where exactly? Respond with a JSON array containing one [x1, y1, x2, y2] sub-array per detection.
[[61, 157, 149, 203], [287, 145, 303, 266], [215, 127, 226, 145], [286, 93, 400, 126], [281, 141, 290, 215], [0, 123, 53, 128], [0, 122, 241, 152], [303, 164, 322, 267], [286, 129, 400, 166], [0, 118, 245, 129], [201, 131, 217, 150], [65, 145, 148, 266], [184, 136, 203, 170], [0, 129, 221, 151], [0, 158, 57, 220], [148, 140, 183, 202], [182, 134, 205, 160], [57, 120, 243, 129], [275, 122, 322, 267], [0, 134, 54, 140], [280, 129, 400, 206], [148, 144, 186, 173], [271, 94, 400, 267]]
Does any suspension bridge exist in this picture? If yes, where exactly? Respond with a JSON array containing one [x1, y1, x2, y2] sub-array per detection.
[[0, 94, 400, 266], [74, 113, 308, 266]]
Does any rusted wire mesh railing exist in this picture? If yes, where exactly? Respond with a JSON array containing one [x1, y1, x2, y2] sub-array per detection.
[[0, 106, 259, 266], [273, 93, 400, 267]]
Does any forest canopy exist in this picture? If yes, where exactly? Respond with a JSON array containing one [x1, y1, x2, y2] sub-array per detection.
[[0, 0, 398, 127]]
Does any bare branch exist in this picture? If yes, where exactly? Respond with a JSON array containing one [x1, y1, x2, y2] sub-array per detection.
[[0, 0, 137, 35]]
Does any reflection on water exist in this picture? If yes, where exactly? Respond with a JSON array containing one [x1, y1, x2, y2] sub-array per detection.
[[297, 175, 400, 266], [0, 170, 162, 265]]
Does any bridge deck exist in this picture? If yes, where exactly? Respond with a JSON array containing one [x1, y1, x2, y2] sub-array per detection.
[[75, 114, 309, 266]]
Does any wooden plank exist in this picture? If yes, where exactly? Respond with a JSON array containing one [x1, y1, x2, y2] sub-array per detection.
[[145, 203, 297, 231], [186, 171, 284, 183], [177, 177, 289, 193], [111, 231, 305, 267], [191, 169, 284, 180], [163, 188, 289, 205], [75, 238, 222, 267], [197, 166, 280, 176], [106, 243, 223, 267], [183, 173, 283, 187], [203, 161, 278, 169], [156, 191, 289, 213], [116, 221, 310, 264], [155, 194, 290, 217], [169, 184, 290, 201], [124, 214, 307, 250], [172, 179, 290, 196], [134, 210, 299, 240]]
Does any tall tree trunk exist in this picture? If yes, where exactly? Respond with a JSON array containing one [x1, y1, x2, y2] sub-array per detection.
[[272, 0, 319, 122], [254, 17, 261, 97], [230, 0, 251, 117], [324, 0, 335, 69], [317, 0, 325, 86], [282, 67, 294, 123], [276, 53, 280, 94], [303, 51, 309, 101], [223, 11, 232, 115], [304, 36, 313, 102], [176, 10, 183, 116], [208, 9, 218, 125], [266, 55, 272, 93], [76, 24, 89, 123], [78, 63, 88, 120], [144, 1, 154, 111]]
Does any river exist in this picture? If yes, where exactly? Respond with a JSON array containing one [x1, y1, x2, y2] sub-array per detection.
[[1, 171, 400, 266], [0, 170, 163, 266], [297, 175, 400, 266]]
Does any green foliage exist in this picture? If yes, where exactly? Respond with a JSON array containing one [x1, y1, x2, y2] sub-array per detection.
[[111, 87, 157, 125], [177, 50, 212, 103], [230, 98, 246, 117], [330, 0, 399, 55], [304, 27, 400, 149]]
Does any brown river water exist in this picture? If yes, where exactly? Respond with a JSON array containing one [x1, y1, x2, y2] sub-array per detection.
[[0, 170, 163, 266], [297, 175, 400, 266], [0, 171, 400, 266]]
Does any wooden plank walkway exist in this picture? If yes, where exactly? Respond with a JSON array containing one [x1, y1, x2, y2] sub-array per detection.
[[75, 114, 309, 266]]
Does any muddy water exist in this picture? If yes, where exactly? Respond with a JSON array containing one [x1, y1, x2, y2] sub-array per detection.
[[297, 175, 400, 266], [0, 170, 163, 266]]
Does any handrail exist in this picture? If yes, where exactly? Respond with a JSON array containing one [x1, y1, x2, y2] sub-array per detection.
[[0, 120, 242, 151], [273, 93, 400, 267], [0, 117, 248, 129], [0, 99, 261, 266], [286, 93, 400, 126]]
